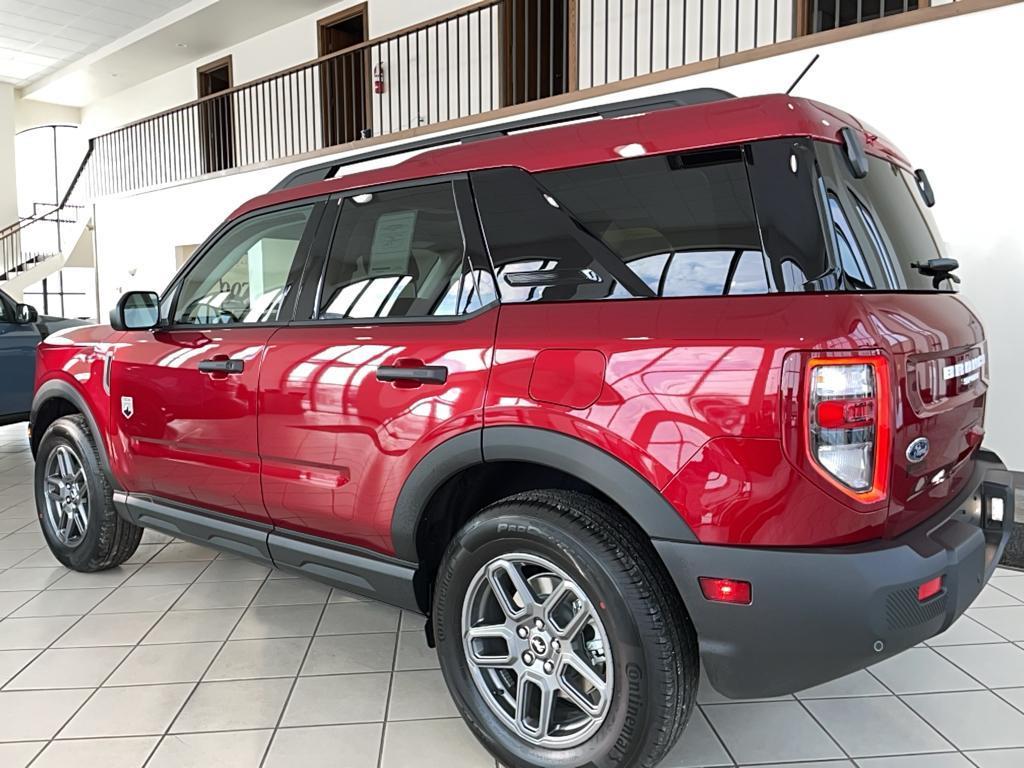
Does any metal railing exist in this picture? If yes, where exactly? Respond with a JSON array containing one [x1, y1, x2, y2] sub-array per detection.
[[809, 0, 938, 32], [1, 126, 91, 285], [0, 204, 83, 283], [84, 0, 949, 197]]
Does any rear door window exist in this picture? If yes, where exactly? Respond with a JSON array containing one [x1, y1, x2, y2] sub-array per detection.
[[316, 182, 487, 320], [472, 149, 773, 303]]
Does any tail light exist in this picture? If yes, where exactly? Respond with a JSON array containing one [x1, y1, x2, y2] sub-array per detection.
[[806, 357, 891, 503]]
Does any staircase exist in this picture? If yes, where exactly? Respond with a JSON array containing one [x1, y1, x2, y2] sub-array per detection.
[[0, 205, 90, 302], [1, 144, 93, 303]]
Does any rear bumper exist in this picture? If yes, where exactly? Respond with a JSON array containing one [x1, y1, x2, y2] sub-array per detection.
[[655, 448, 1014, 699]]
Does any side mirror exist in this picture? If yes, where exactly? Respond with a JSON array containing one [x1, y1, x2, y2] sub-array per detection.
[[14, 303, 39, 325], [111, 291, 160, 331]]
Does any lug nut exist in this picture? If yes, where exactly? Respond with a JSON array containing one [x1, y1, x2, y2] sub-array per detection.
[[534, 619, 544, 630], [517, 627, 528, 639], [553, 640, 561, 652], [523, 652, 534, 665], [543, 660, 555, 674]]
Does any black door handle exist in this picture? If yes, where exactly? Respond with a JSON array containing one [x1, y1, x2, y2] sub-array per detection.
[[198, 358, 245, 374], [376, 364, 448, 385]]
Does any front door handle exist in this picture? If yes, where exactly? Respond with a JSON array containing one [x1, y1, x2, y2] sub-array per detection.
[[376, 361, 448, 386], [198, 358, 245, 375]]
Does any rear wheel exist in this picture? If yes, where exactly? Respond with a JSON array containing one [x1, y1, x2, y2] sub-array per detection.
[[35, 415, 143, 571], [433, 490, 698, 768]]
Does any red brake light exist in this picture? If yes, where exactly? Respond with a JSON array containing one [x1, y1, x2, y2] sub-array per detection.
[[699, 577, 752, 605], [805, 356, 891, 503], [918, 576, 944, 602]]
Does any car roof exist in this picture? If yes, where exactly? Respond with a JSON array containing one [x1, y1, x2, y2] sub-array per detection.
[[229, 93, 910, 221]]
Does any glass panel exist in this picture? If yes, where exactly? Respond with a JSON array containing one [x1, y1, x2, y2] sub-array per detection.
[[174, 204, 313, 325], [827, 194, 875, 289], [318, 183, 468, 320], [473, 152, 771, 303]]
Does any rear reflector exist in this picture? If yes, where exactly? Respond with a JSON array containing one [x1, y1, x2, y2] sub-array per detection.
[[917, 576, 944, 602], [699, 577, 752, 605], [989, 497, 1005, 523]]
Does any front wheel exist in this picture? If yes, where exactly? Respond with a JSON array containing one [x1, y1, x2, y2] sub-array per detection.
[[35, 415, 143, 572], [433, 490, 698, 768]]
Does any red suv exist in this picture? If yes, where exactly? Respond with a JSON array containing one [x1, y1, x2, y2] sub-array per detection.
[[30, 90, 1014, 768]]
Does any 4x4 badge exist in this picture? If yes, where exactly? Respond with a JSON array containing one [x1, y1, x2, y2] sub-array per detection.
[[121, 396, 134, 420], [906, 437, 929, 464]]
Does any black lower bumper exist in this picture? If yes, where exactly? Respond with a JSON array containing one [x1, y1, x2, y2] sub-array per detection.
[[655, 449, 1015, 699]]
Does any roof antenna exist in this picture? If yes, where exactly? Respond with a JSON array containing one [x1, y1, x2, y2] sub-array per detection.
[[785, 54, 820, 96]]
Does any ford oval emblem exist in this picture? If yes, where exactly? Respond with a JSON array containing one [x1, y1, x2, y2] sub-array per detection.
[[906, 437, 930, 464]]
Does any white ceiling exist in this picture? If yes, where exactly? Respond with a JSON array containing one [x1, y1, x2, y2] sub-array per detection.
[[0, 0, 196, 86], [18, 0, 343, 107]]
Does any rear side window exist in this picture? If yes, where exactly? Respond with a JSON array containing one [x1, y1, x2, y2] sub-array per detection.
[[472, 150, 771, 303], [816, 144, 953, 292], [317, 183, 474, 320]]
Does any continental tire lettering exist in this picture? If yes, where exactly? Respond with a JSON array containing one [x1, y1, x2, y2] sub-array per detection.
[[611, 663, 644, 762]]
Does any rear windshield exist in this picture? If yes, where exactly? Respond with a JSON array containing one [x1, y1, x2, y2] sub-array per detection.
[[816, 143, 954, 292]]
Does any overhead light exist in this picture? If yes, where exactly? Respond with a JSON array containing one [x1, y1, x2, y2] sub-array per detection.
[[176, 43, 188, 48]]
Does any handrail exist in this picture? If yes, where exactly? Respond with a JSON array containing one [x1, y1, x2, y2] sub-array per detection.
[[83, 0, 979, 199], [103, 0, 503, 134], [0, 144, 92, 283], [15, 123, 79, 136]]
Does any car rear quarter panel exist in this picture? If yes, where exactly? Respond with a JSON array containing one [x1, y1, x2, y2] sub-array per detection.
[[486, 293, 964, 547]]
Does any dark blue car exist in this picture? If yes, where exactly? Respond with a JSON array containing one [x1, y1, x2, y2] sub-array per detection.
[[0, 289, 86, 426]]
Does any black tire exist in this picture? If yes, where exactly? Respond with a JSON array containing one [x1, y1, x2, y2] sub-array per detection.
[[34, 415, 143, 571], [433, 490, 699, 768]]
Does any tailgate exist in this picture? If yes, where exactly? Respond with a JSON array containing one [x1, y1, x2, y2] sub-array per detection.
[[873, 294, 988, 536]]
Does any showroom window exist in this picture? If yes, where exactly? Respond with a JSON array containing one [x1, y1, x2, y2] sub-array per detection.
[[317, 183, 473, 320], [174, 204, 314, 326], [472, 153, 771, 303]]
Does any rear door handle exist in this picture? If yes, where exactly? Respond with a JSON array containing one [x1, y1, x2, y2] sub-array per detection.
[[376, 363, 448, 385], [198, 358, 245, 374]]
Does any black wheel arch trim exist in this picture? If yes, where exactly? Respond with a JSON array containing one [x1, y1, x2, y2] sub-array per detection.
[[30, 379, 122, 491], [390, 425, 697, 562]]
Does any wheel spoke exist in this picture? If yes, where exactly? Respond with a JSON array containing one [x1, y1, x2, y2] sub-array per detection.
[[56, 509, 71, 543], [514, 674, 553, 741], [544, 579, 591, 641], [465, 623, 516, 668], [56, 448, 73, 479], [72, 505, 88, 539], [558, 654, 608, 716], [487, 559, 535, 619]]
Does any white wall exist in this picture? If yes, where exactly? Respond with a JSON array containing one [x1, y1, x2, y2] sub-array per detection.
[[0, 84, 18, 226], [91, 3, 1024, 468], [81, 0, 469, 137]]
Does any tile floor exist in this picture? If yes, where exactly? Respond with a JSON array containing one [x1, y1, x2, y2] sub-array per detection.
[[1, 422, 1023, 768]]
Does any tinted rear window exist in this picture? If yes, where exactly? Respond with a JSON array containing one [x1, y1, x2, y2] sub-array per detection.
[[817, 144, 953, 292], [472, 150, 772, 303]]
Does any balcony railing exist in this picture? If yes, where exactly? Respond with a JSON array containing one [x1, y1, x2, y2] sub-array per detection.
[[86, 0, 958, 198]]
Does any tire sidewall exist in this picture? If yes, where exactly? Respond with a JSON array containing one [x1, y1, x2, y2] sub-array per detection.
[[34, 417, 111, 570], [434, 507, 665, 768]]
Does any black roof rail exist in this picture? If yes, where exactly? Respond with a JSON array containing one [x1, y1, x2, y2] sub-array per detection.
[[271, 87, 735, 192]]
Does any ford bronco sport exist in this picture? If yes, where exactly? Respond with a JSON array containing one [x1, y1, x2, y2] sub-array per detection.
[[30, 90, 1014, 768]]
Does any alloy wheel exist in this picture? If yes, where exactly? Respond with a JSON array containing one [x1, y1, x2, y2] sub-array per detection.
[[461, 553, 613, 748], [42, 445, 90, 548]]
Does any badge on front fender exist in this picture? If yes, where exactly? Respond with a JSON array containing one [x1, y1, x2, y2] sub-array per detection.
[[121, 396, 134, 420]]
